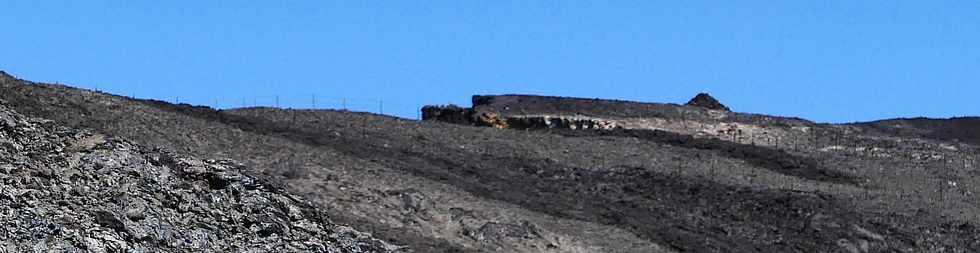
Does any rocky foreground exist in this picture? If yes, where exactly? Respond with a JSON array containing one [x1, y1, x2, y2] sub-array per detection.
[[0, 101, 398, 252]]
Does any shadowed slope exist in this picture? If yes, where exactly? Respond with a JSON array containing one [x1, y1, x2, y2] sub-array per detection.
[[856, 117, 980, 146]]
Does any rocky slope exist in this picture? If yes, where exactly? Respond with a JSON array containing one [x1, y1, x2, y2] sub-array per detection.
[[423, 94, 980, 252], [3, 70, 980, 252], [0, 99, 395, 252], [0, 72, 662, 252]]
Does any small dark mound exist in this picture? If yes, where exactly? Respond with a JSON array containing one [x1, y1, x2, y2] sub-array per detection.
[[686, 93, 730, 111]]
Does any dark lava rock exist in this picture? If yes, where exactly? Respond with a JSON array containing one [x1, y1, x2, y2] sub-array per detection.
[[685, 93, 730, 111], [92, 210, 126, 233], [421, 105, 474, 125], [0, 102, 399, 252]]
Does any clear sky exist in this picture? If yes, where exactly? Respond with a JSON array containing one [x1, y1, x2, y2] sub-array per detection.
[[1, 1, 977, 122]]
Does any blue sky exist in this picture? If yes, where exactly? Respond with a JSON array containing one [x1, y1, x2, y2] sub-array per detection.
[[1, 1, 977, 122]]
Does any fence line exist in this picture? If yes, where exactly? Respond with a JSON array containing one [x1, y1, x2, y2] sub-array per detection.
[[122, 92, 423, 120], [61, 82, 424, 119]]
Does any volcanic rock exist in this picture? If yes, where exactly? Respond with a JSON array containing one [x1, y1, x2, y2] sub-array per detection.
[[686, 93, 730, 111], [420, 105, 473, 125], [0, 101, 398, 252]]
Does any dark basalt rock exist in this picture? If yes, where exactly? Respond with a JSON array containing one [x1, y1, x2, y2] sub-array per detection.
[[421, 105, 474, 125], [686, 93, 730, 111], [93, 210, 127, 233], [0, 102, 398, 252]]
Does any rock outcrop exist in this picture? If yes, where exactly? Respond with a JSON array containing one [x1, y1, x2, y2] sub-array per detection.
[[420, 105, 473, 125], [0, 101, 397, 252], [685, 93, 730, 111], [500, 115, 620, 131]]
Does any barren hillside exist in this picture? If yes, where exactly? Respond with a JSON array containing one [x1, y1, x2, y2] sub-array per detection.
[[2, 71, 980, 252], [855, 117, 980, 146]]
